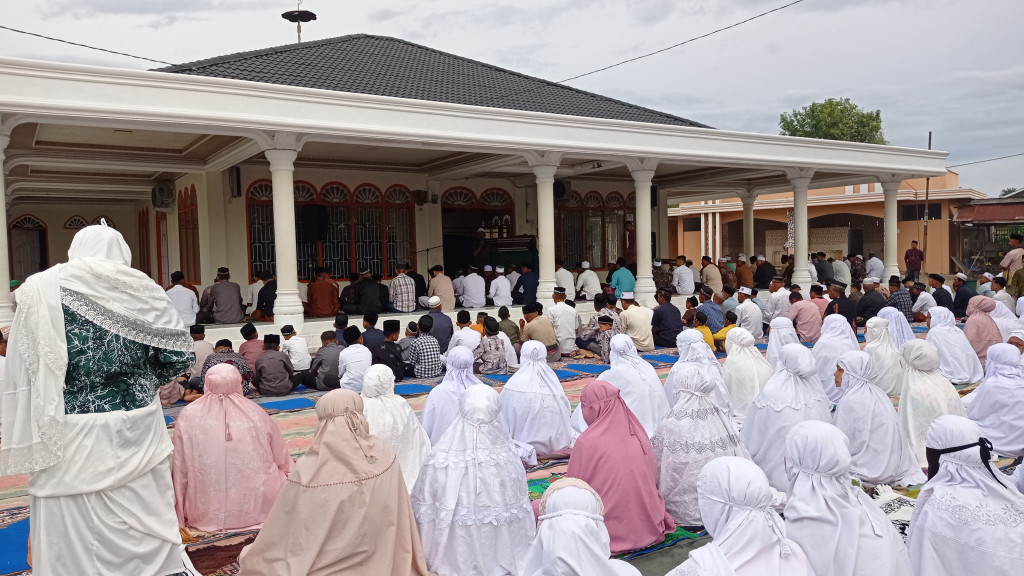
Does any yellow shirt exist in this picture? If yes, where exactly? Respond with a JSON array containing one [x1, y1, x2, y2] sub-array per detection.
[[695, 325, 715, 350], [713, 324, 735, 343]]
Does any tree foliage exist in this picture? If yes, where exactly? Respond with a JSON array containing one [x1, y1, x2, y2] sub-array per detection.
[[1000, 187, 1020, 197], [779, 97, 887, 144]]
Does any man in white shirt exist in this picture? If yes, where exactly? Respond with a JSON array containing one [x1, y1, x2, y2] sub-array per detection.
[[865, 251, 885, 280], [460, 265, 487, 308], [546, 287, 581, 354], [280, 324, 313, 387], [765, 276, 791, 322], [575, 261, 602, 300], [451, 270, 465, 303], [734, 286, 764, 338], [489, 265, 514, 306], [910, 281, 937, 322], [246, 270, 269, 316], [618, 291, 655, 352], [506, 266, 521, 294], [445, 310, 483, 356], [337, 326, 373, 393], [555, 258, 575, 294], [673, 255, 695, 295], [166, 271, 199, 327]]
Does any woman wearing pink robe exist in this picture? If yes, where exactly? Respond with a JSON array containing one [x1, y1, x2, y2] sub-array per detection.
[[172, 363, 291, 531], [963, 296, 1003, 363], [567, 380, 675, 554]]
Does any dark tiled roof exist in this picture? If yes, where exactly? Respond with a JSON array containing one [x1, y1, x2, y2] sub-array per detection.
[[156, 34, 710, 128]]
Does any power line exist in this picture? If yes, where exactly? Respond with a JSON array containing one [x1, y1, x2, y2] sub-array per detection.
[[948, 151, 1024, 168], [0, 24, 173, 66]]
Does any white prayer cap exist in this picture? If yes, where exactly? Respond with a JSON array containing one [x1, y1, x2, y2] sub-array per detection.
[[621, 291, 635, 300], [756, 255, 765, 261], [428, 296, 442, 307], [718, 256, 726, 262], [725, 256, 732, 261], [477, 227, 486, 232], [863, 277, 878, 285], [484, 265, 493, 272], [653, 259, 662, 266], [738, 254, 747, 262], [738, 286, 753, 295], [581, 261, 591, 269], [955, 272, 968, 281], [495, 265, 505, 273], [983, 272, 994, 280], [856, 255, 863, 259]]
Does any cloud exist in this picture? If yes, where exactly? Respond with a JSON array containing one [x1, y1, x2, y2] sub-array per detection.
[[40, 0, 279, 20], [367, 8, 404, 23]]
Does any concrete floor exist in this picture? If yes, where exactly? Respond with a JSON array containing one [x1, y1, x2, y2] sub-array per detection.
[[626, 536, 710, 576]]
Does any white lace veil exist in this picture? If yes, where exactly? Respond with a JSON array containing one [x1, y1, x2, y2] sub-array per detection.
[[721, 327, 773, 417], [767, 317, 800, 368], [361, 364, 432, 492], [925, 306, 984, 384], [863, 317, 905, 396]]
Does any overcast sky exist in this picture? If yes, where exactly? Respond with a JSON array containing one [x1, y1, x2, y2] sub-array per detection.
[[3, 0, 1021, 195]]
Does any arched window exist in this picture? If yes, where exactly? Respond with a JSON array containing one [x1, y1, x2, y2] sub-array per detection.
[[92, 216, 115, 228], [64, 215, 89, 230], [177, 185, 200, 282], [554, 191, 631, 268], [441, 187, 476, 207], [9, 214, 49, 282]]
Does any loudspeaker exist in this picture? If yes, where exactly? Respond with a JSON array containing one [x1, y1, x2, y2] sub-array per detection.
[[227, 166, 242, 198], [151, 182, 175, 210], [300, 203, 330, 242], [553, 180, 571, 200], [650, 185, 659, 208]]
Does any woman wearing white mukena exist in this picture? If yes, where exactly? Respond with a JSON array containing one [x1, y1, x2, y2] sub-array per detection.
[[0, 222, 197, 575]]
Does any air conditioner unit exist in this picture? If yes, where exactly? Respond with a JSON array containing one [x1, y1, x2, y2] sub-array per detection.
[[151, 182, 175, 211]]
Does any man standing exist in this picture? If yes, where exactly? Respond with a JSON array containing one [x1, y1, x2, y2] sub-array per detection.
[[166, 270, 199, 327], [460, 265, 487, 308], [928, 273, 955, 311], [734, 254, 754, 289], [824, 281, 857, 329], [303, 267, 339, 318], [752, 255, 776, 290], [673, 255, 695, 295], [700, 256, 724, 294], [885, 276, 915, 322], [865, 251, 885, 281], [575, 261, 602, 300], [513, 262, 540, 305], [696, 285, 726, 333], [204, 267, 245, 324], [734, 286, 764, 338], [1001, 233, 1024, 294], [652, 289, 684, 347], [950, 273, 978, 318], [765, 275, 791, 322], [609, 257, 636, 298], [904, 240, 925, 282], [280, 325, 313, 388], [419, 265, 455, 311], [855, 277, 886, 325], [519, 302, 561, 362], [238, 322, 264, 367], [618, 291, 655, 352], [311, 330, 342, 390], [652, 259, 674, 294], [489, 265, 514, 306], [425, 296, 455, 351], [555, 258, 575, 294], [388, 262, 417, 313], [254, 334, 295, 396], [337, 326, 372, 393], [547, 287, 581, 355]]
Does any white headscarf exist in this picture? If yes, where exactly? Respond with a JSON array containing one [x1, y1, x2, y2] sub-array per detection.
[[499, 341, 574, 455], [907, 415, 1024, 576], [784, 421, 913, 576], [963, 343, 1024, 456], [721, 327, 773, 419], [361, 364, 431, 492], [833, 351, 926, 487], [897, 340, 966, 467], [0, 223, 192, 475], [522, 480, 641, 576], [767, 317, 800, 368], [411, 385, 536, 576], [653, 366, 749, 525], [664, 330, 731, 417], [420, 346, 486, 444], [988, 300, 1019, 341], [811, 315, 861, 402], [742, 343, 832, 490], [877, 307, 915, 349], [665, 457, 815, 576], [1016, 296, 1024, 319], [862, 316, 906, 396], [572, 334, 670, 439], [925, 306, 984, 385]]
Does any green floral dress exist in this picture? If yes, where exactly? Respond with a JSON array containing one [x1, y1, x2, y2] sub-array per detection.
[[62, 306, 194, 414]]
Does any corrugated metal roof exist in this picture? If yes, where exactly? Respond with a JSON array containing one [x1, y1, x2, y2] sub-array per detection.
[[156, 34, 711, 128], [954, 203, 1024, 223]]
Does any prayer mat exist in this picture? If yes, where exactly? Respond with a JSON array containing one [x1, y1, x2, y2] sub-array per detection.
[[755, 343, 768, 350], [642, 354, 679, 364], [912, 326, 928, 333], [185, 530, 259, 575], [856, 334, 866, 342], [565, 363, 610, 374], [164, 414, 175, 426], [0, 516, 29, 575], [257, 397, 317, 412], [394, 383, 433, 396], [714, 352, 726, 359], [616, 526, 706, 561], [527, 472, 566, 500]]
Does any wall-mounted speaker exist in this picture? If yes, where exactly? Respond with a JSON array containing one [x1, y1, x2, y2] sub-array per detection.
[[553, 180, 571, 201], [228, 166, 242, 198], [650, 185, 660, 208]]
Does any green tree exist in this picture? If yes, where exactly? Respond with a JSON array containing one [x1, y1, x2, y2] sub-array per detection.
[[779, 97, 887, 144], [1000, 187, 1020, 197]]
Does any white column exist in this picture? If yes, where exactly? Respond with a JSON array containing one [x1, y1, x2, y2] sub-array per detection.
[[788, 170, 814, 287], [0, 135, 12, 324], [533, 163, 559, 304], [880, 179, 902, 280], [265, 149, 305, 330], [741, 194, 756, 259], [632, 165, 658, 306]]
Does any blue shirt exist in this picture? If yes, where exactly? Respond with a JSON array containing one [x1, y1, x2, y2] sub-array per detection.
[[696, 300, 725, 333], [513, 271, 539, 305], [428, 309, 454, 351], [361, 326, 386, 349], [610, 268, 636, 298]]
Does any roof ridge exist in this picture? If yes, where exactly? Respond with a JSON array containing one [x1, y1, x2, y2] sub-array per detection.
[[154, 34, 371, 72]]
